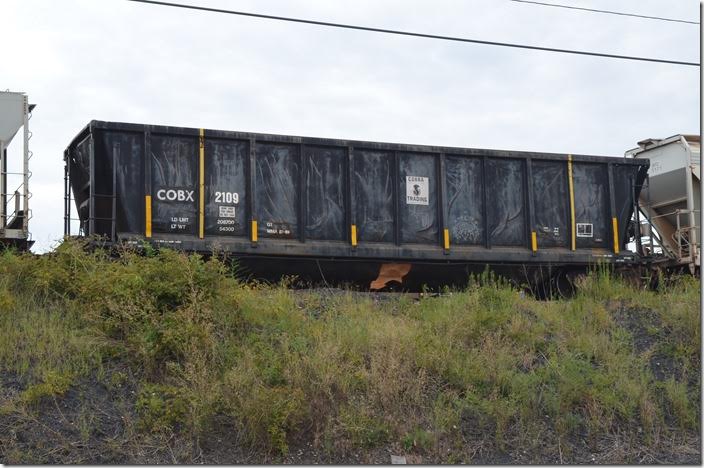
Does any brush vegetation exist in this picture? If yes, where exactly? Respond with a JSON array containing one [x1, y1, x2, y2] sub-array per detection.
[[0, 239, 700, 463]]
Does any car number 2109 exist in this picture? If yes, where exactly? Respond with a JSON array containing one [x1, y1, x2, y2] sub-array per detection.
[[214, 191, 239, 204]]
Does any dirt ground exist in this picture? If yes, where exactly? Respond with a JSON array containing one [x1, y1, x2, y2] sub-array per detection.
[[1, 365, 700, 464]]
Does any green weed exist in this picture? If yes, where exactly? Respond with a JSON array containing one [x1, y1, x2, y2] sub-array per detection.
[[20, 370, 73, 405], [136, 383, 191, 432]]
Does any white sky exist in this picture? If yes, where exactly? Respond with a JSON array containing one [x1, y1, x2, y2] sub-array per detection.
[[1, 0, 700, 252]]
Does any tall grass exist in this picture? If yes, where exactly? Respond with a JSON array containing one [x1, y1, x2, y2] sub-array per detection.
[[0, 239, 699, 461]]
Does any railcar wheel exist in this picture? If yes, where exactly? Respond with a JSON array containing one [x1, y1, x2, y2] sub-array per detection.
[[553, 268, 587, 299]]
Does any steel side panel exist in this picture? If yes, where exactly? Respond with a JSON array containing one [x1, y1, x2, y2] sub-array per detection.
[[573, 163, 609, 248], [96, 130, 144, 234], [204, 138, 247, 237], [304, 145, 346, 241], [486, 158, 525, 246], [531, 160, 568, 247], [399, 152, 438, 244], [255, 142, 300, 239], [445, 156, 484, 245], [354, 149, 394, 243], [150, 134, 198, 235]]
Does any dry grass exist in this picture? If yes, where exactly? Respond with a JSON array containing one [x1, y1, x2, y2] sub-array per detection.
[[0, 239, 700, 463]]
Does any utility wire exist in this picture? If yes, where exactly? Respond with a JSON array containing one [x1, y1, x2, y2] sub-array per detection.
[[127, 0, 700, 67], [509, 0, 699, 25]]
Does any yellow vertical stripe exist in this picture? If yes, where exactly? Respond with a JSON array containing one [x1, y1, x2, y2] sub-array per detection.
[[251, 220, 258, 242], [531, 231, 537, 252], [443, 228, 450, 250], [145, 195, 152, 238], [612, 217, 620, 254], [567, 154, 576, 251], [199, 128, 205, 239], [351, 224, 357, 247]]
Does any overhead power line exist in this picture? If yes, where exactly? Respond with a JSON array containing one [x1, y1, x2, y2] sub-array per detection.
[[510, 0, 699, 25], [127, 0, 700, 67]]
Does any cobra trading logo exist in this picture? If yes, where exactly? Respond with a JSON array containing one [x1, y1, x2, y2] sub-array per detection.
[[156, 189, 195, 202]]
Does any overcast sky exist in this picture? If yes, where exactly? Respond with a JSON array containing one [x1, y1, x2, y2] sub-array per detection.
[[2, 0, 700, 252]]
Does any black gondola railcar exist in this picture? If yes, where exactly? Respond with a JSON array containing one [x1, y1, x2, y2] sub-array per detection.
[[64, 121, 649, 290]]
